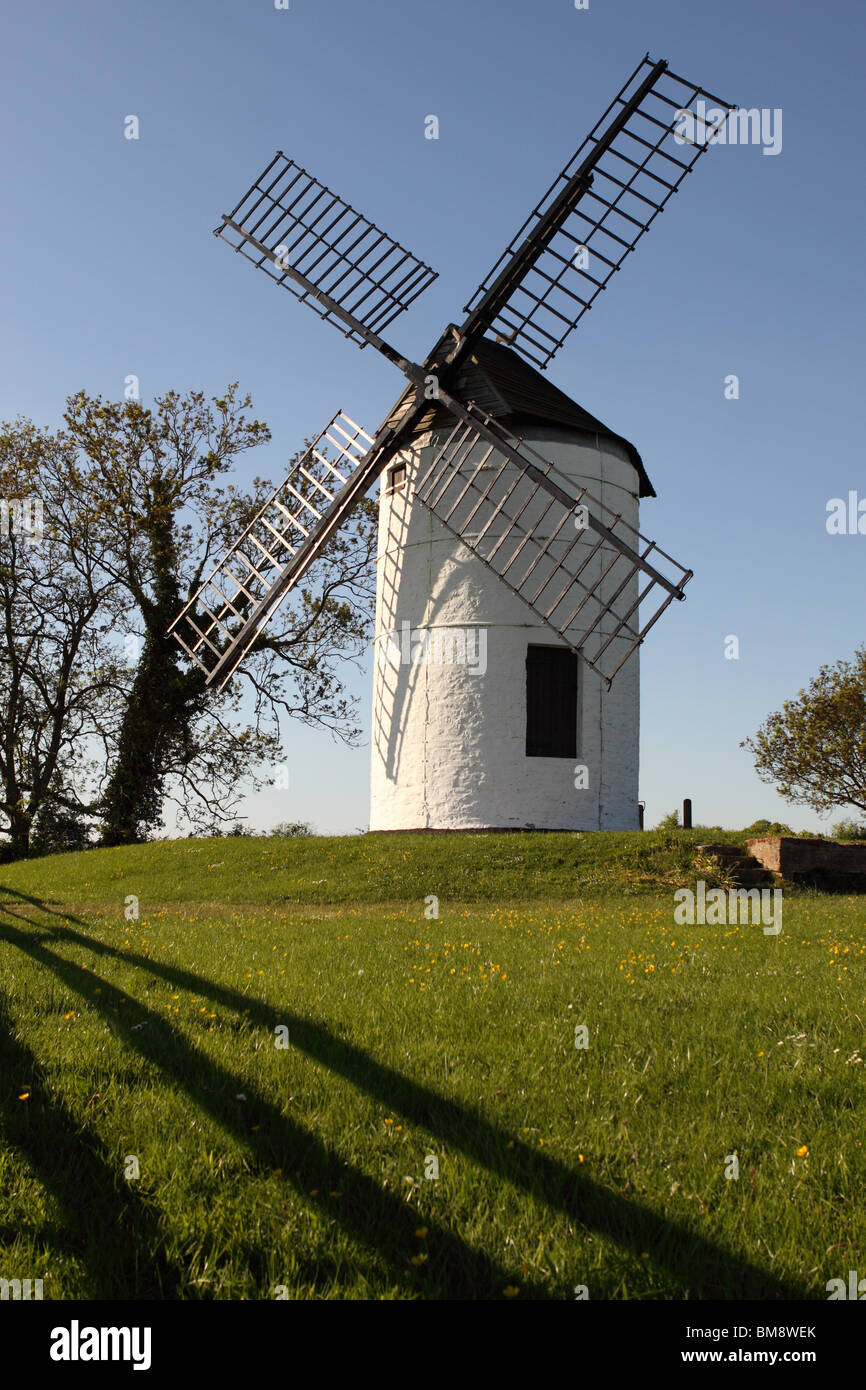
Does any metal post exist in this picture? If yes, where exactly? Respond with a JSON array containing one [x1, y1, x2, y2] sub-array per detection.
[[682, 798, 692, 830]]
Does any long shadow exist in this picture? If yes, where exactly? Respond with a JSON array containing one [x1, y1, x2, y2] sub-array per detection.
[[0, 993, 185, 1298], [0, 917, 529, 1300], [0, 904, 812, 1299], [0, 884, 84, 919]]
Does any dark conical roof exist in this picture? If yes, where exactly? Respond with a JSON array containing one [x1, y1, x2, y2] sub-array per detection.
[[381, 336, 655, 497], [450, 338, 655, 498], [386, 336, 656, 500]]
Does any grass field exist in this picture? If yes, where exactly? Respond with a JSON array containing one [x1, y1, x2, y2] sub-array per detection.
[[1, 829, 864, 1301]]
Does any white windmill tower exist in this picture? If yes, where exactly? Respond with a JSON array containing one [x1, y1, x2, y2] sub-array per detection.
[[168, 56, 734, 832], [369, 343, 658, 831]]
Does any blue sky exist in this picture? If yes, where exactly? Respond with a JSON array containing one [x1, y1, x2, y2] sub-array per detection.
[[2, 0, 865, 834]]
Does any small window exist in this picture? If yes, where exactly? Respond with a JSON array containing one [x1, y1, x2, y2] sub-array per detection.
[[386, 462, 406, 494], [525, 644, 578, 758]]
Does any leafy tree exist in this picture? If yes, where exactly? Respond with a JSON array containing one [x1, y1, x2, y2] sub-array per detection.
[[831, 817, 866, 841], [0, 421, 125, 858], [30, 801, 93, 856], [0, 385, 377, 855], [60, 385, 274, 844], [63, 384, 376, 843], [742, 648, 866, 816]]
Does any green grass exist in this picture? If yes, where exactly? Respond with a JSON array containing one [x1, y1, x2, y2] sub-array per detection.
[[1, 831, 864, 1300], [0, 825, 749, 906]]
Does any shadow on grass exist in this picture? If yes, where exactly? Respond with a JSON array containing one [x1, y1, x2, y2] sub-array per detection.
[[0, 892, 812, 1299], [0, 992, 184, 1298], [0, 912, 527, 1300]]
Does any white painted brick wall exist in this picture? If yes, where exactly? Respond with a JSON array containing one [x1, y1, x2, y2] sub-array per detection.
[[370, 423, 641, 830]]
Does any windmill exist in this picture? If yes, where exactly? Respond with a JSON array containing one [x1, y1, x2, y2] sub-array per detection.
[[168, 55, 734, 832]]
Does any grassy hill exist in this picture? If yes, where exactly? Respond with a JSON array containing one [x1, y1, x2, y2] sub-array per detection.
[[0, 826, 750, 906], [1, 830, 864, 1301]]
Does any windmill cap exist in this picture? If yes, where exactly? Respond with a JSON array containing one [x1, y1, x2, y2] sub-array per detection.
[[392, 336, 655, 498], [453, 338, 655, 499]]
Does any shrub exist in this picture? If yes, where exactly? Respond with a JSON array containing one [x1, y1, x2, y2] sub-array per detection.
[[743, 819, 795, 837], [831, 818, 866, 841], [268, 821, 314, 838]]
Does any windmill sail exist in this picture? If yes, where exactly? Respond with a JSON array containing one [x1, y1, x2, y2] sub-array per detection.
[[169, 411, 376, 688], [215, 152, 438, 351], [188, 53, 735, 694], [412, 408, 691, 686], [461, 57, 735, 369]]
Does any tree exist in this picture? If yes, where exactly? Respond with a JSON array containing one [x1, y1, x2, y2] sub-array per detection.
[[742, 647, 866, 816], [62, 385, 376, 843], [30, 800, 93, 856], [0, 421, 126, 858], [0, 386, 377, 855], [60, 385, 276, 844]]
